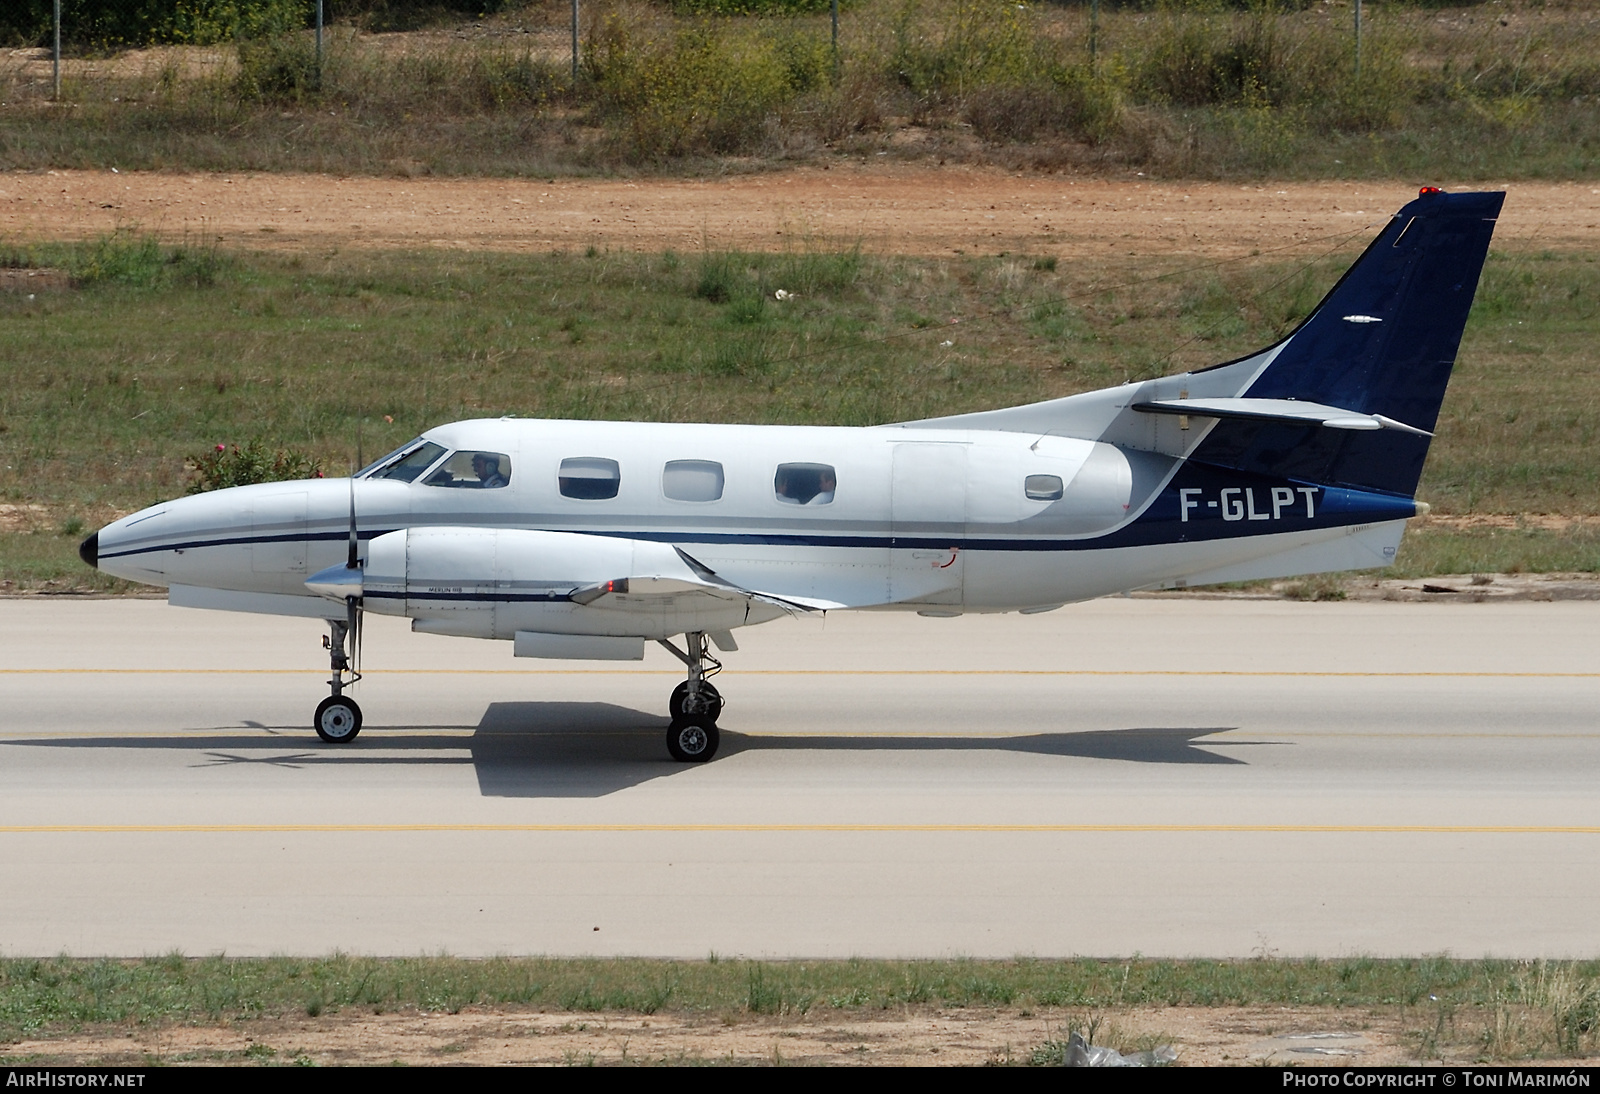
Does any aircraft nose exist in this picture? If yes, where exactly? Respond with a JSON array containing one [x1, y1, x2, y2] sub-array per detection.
[[78, 532, 99, 569]]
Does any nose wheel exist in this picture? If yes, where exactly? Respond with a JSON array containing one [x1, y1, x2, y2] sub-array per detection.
[[315, 607, 363, 744], [315, 695, 363, 743], [658, 631, 724, 762]]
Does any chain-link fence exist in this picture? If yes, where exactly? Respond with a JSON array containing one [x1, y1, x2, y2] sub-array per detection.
[[3, 1, 593, 99]]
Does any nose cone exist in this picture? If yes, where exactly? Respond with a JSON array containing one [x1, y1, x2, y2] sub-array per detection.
[[78, 532, 99, 569]]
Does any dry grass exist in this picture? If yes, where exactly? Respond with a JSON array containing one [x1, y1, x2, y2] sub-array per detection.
[[0, 1, 1596, 178]]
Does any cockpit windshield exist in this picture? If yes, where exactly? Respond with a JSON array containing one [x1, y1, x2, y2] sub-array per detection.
[[363, 441, 447, 483], [356, 438, 424, 478]]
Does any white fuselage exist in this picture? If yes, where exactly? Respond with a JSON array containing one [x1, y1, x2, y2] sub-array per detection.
[[94, 416, 1405, 642]]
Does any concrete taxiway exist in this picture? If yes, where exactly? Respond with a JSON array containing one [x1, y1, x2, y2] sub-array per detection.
[[1, 596, 1597, 958]]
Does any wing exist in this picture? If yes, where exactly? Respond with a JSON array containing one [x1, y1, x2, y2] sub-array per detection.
[[569, 546, 845, 614]]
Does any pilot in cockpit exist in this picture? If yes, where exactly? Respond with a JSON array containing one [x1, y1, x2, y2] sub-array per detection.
[[472, 453, 508, 489]]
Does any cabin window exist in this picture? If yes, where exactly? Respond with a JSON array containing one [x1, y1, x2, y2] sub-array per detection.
[[559, 457, 621, 500], [367, 441, 446, 483], [423, 451, 512, 489], [1025, 474, 1064, 502], [662, 460, 724, 503], [774, 463, 836, 506]]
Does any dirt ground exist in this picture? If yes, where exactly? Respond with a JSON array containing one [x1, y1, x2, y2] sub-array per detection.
[[3, 167, 1598, 258], [0, 1004, 1514, 1066]]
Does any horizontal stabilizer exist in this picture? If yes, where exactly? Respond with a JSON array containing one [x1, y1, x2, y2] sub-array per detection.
[[1133, 398, 1432, 437]]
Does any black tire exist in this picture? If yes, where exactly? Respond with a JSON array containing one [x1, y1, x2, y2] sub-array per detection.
[[666, 717, 719, 763], [314, 695, 363, 743], [669, 680, 723, 722]]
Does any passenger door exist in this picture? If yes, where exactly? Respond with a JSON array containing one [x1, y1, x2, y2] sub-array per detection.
[[890, 443, 967, 607]]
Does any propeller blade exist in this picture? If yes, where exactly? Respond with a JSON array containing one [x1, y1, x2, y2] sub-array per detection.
[[347, 476, 359, 571], [347, 594, 362, 678]]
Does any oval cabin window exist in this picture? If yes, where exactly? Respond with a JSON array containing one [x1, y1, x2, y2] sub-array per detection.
[[1025, 474, 1064, 502], [774, 463, 836, 506], [559, 457, 621, 500], [662, 460, 724, 503]]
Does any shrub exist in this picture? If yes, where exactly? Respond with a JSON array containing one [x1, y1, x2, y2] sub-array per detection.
[[966, 65, 1125, 146], [4, 0, 312, 50], [887, 0, 1035, 103], [186, 441, 324, 493], [235, 30, 320, 101], [591, 14, 829, 158]]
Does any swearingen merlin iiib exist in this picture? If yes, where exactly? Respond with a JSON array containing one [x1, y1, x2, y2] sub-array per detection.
[[81, 188, 1505, 763]]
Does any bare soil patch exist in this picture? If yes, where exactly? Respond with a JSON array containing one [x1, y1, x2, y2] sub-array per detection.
[[0, 1005, 1469, 1066], [3, 167, 1596, 258]]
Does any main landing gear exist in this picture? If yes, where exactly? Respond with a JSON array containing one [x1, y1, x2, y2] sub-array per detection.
[[315, 611, 363, 743], [657, 631, 722, 763]]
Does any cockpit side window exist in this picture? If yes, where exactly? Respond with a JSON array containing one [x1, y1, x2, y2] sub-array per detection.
[[774, 463, 836, 505], [367, 441, 447, 483], [424, 451, 513, 489]]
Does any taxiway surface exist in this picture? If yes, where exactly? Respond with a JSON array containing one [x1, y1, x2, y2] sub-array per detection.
[[2, 597, 1597, 958]]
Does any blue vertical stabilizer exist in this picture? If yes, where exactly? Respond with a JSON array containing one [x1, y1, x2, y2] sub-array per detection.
[[1191, 189, 1504, 497]]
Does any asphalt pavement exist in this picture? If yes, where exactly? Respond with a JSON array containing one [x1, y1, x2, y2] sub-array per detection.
[[1, 596, 1596, 958]]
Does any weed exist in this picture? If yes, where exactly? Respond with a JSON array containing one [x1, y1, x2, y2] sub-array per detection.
[[1, 2, 1594, 179], [1279, 575, 1349, 602]]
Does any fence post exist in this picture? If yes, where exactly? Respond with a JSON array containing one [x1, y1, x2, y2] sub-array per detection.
[[571, 0, 579, 83], [831, 0, 839, 80], [53, 0, 61, 101], [316, 0, 324, 86], [1354, 0, 1362, 82]]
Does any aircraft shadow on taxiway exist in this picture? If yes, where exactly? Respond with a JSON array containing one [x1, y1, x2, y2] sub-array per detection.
[[12, 702, 1254, 799]]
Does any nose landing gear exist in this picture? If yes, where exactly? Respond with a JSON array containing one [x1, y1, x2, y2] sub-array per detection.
[[657, 630, 723, 763], [315, 611, 362, 743]]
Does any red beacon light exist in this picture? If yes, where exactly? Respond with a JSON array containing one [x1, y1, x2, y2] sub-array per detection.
[[1419, 186, 1444, 195]]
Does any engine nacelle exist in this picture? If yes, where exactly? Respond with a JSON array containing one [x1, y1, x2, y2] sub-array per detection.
[[359, 526, 767, 640]]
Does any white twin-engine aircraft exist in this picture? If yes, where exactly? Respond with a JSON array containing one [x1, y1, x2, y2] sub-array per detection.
[[83, 189, 1504, 762]]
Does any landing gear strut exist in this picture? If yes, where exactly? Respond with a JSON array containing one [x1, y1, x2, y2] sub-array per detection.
[[315, 606, 362, 744], [657, 631, 722, 762]]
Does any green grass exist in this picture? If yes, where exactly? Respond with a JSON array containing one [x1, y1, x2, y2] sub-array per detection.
[[3, 955, 1600, 1063], [1392, 524, 1600, 579], [1, 233, 1594, 590]]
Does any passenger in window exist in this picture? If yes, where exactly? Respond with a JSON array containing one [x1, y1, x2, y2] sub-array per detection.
[[473, 453, 508, 489], [813, 467, 836, 505], [774, 463, 836, 505]]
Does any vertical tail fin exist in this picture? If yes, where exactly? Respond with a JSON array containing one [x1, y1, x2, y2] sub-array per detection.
[[1194, 189, 1504, 497]]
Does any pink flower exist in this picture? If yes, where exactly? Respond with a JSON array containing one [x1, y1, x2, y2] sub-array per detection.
[[215, 444, 226, 452]]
